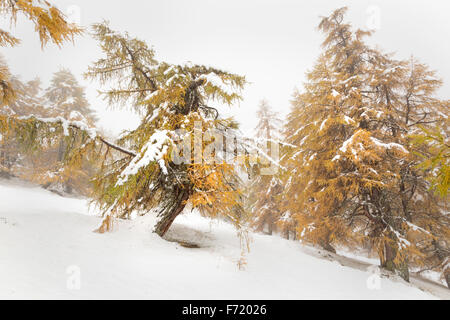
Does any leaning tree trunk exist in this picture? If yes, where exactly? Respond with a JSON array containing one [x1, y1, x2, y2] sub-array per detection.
[[154, 185, 191, 237], [432, 240, 450, 289]]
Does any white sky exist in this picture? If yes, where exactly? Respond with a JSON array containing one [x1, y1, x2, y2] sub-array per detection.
[[1, 0, 449, 137]]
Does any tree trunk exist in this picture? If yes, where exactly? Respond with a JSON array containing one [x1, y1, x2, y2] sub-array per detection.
[[267, 221, 273, 236], [154, 187, 190, 237], [380, 240, 409, 282]]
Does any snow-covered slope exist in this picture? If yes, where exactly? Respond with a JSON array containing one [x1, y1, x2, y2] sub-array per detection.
[[0, 181, 446, 299]]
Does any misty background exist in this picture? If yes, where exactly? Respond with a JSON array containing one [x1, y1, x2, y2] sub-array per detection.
[[1, 0, 449, 137]]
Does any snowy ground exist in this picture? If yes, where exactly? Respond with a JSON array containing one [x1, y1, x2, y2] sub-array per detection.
[[0, 180, 448, 300]]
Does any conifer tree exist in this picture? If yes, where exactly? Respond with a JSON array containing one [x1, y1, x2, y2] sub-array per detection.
[[0, 0, 82, 106], [283, 7, 449, 281], [85, 23, 249, 236], [249, 100, 284, 236], [0, 69, 98, 195], [0, 0, 82, 178], [414, 124, 449, 199]]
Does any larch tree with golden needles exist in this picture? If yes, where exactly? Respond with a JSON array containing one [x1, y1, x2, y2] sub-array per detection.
[[0, 0, 82, 178], [0, 66, 99, 196], [283, 7, 449, 281]]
